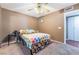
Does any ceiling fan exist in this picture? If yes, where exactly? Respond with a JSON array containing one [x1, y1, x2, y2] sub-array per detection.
[[27, 3, 52, 14]]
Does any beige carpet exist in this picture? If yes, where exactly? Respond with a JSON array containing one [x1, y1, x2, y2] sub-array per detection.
[[1, 40, 79, 55], [36, 40, 79, 55], [0, 43, 24, 55]]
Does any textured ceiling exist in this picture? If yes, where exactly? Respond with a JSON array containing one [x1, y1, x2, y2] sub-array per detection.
[[0, 3, 76, 17]]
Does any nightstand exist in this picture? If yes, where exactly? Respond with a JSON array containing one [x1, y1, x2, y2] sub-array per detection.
[[7, 33, 16, 45]]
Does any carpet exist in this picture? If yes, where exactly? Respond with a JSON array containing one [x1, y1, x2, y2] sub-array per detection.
[[36, 40, 79, 55]]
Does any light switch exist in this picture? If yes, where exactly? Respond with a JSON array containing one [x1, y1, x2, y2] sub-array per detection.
[[40, 19, 44, 23]]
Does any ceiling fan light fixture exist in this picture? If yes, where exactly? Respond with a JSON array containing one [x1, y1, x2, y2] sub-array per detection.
[[34, 3, 51, 14], [35, 8, 40, 14], [34, 3, 41, 14]]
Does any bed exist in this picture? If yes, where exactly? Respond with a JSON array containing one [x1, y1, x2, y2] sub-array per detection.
[[18, 29, 51, 54]]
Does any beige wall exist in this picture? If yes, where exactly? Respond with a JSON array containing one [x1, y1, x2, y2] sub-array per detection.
[[0, 4, 79, 42], [38, 4, 79, 43], [1, 8, 38, 39], [38, 10, 64, 42], [0, 7, 64, 42], [0, 7, 2, 40]]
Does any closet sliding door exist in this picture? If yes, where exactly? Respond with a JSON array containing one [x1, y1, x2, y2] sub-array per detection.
[[67, 17, 74, 40], [74, 16, 79, 41], [67, 15, 79, 41]]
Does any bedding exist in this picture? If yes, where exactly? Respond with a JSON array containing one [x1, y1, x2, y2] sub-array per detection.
[[21, 33, 50, 49], [20, 29, 37, 34], [19, 29, 51, 54]]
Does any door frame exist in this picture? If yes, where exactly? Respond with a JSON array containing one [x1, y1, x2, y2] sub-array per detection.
[[64, 10, 79, 44]]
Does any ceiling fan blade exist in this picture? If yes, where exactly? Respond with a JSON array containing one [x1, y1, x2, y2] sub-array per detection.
[[27, 8, 33, 11], [43, 5, 51, 10]]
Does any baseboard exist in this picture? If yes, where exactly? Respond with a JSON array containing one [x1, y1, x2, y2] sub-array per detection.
[[51, 39, 64, 44], [1, 40, 16, 47]]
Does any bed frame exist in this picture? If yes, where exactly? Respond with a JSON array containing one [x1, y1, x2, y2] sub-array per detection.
[[13, 30, 51, 55]]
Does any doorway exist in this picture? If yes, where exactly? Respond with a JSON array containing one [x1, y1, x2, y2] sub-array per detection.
[[64, 10, 79, 47]]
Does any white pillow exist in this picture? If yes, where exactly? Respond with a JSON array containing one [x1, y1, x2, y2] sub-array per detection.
[[26, 29, 36, 33]]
